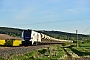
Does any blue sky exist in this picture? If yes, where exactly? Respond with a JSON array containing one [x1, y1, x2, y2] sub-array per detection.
[[0, 0, 90, 34]]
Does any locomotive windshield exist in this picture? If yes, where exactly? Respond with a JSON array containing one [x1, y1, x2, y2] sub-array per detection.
[[23, 30, 31, 40]]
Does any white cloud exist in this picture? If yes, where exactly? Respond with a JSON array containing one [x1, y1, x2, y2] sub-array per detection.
[[77, 0, 90, 5], [64, 9, 77, 14], [15, 9, 32, 20], [0, 9, 32, 13], [75, 0, 90, 12], [42, 15, 55, 18], [49, 0, 62, 3], [0, 9, 34, 20], [40, 11, 50, 13], [0, 10, 15, 12]]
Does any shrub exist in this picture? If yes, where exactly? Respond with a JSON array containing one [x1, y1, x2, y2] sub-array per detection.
[[5, 39, 13, 46], [62, 42, 72, 46], [38, 49, 47, 54]]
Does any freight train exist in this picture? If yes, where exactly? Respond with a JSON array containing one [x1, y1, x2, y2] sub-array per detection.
[[22, 29, 73, 46], [0, 29, 73, 46]]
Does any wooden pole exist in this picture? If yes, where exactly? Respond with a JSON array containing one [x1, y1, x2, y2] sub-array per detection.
[[76, 30, 78, 47]]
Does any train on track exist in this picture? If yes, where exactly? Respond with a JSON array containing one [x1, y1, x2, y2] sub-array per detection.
[[22, 29, 41, 45], [0, 29, 73, 46], [22, 29, 73, 46]]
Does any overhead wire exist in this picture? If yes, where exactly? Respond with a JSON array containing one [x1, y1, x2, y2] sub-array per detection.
[[8, 17, 90, 34], [82, 26, 90, 33], [11, 18, 90, 26]]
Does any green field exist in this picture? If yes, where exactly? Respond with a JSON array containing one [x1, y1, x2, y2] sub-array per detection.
[[70, 42, 90, 57]]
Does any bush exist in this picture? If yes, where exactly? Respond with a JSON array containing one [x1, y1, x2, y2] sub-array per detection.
[[38, 49, 47, 54], [62, 42, 72, 46], [5, 39, 13, 46], [73, 40, 77, 43], [84, 40, 90, 43]]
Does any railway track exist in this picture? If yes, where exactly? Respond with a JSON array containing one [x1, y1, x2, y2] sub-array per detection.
[[0, 44, 55, 59], [0, 38, 70, 59], [0, 40, 64, 58], [41, 39, 66, 44], [1, 44, 90, 60]]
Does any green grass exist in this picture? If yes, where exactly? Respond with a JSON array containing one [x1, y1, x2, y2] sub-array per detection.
[[2, 44, 65, 60], [70, 42, 90, 56], [79, 43, 90, 47], [0, 56, 6, 60], [8, 50, 39, 60], [35, 45, 65, 60]]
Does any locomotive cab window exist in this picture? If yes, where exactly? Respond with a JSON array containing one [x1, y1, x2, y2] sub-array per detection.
[[23, 30, 32, 40]]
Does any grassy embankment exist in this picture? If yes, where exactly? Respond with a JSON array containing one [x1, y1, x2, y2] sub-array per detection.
[[71, 42, 90, 57], [63, 40, 90, 57], [61, 40, 90, 58], [0, 44, 65, 60]]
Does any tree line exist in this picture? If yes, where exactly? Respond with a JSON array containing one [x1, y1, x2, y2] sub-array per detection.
[[0, 27, 22, 37], [37, 30, 90, 41], [0, 27, 90, 41]]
